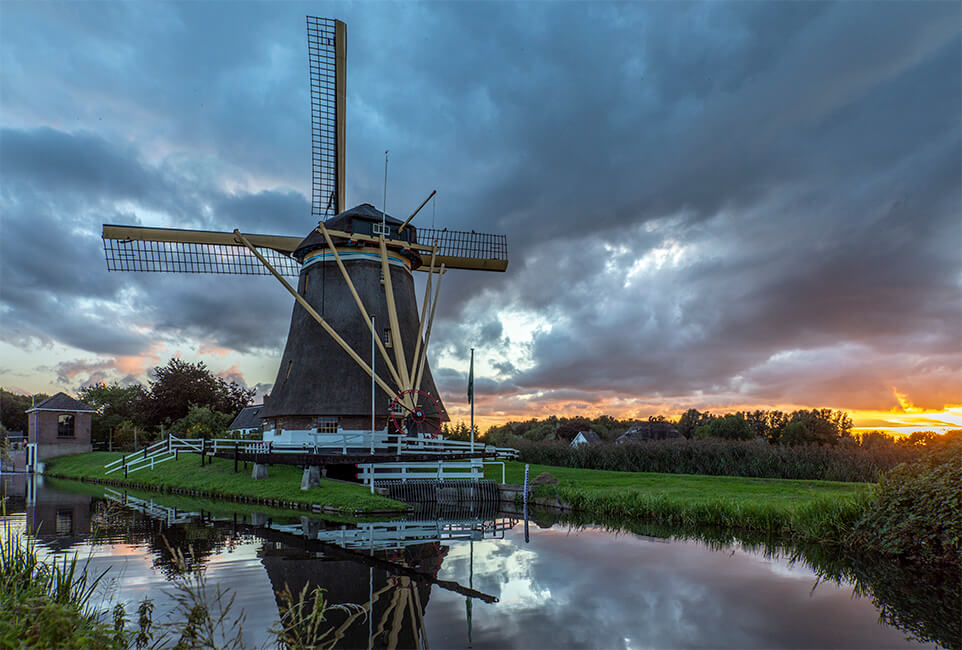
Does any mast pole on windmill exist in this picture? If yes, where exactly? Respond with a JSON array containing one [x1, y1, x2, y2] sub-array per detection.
[[382, 150, 388, 229]]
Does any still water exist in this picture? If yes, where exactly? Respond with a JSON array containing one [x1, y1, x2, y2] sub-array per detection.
[[1, 474, 953, 649]]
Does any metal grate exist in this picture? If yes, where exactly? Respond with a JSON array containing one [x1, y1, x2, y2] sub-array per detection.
[[307, 16, 339, 219], [417, 228, 508, 261], [103, 238, 300, 276]]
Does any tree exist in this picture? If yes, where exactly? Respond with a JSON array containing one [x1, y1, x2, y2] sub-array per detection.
[[78, 382, 147, 446], [140, 359, 254, 428], [168, 405, 233, 440], [677, 409, 709, 439], [694, 413, 754, 441], [0, 388, 49, 433]]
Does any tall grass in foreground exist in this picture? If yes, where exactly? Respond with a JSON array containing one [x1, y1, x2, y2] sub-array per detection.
[[514, 438, 917, 482], [0, 523, 122, 648]]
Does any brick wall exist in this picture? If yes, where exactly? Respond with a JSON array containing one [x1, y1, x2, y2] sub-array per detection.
[[27, 410, 92, 460]]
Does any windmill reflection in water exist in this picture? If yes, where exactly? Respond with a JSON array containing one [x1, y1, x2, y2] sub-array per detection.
[[106, 489, 513, 649]]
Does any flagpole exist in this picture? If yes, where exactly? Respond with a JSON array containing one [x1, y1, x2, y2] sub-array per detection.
[[469, 347, 475, 453]]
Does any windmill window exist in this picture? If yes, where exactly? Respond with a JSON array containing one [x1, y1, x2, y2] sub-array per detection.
[[383, 329, 392, 347], [372, 222, 390, 237], [391, 401, 407, 416], [314, 417, 338, 434], [57, 414, 75, 438]]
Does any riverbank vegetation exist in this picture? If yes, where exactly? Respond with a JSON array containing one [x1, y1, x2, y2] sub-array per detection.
[[494, 436, 961, 567], [0, 525, 122, 648], [44, 452, 407, 514], [487, 461, 871, 542], [508, 437, 920, 482]]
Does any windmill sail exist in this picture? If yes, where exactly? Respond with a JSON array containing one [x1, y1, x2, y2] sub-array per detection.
[[102, 223, 508, 274], [307, 16, 346, 218]]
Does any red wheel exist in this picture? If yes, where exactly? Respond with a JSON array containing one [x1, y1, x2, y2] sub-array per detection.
[[389, 389, 444, 438]]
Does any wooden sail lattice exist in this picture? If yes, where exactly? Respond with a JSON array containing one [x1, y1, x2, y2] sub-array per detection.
[[103, 236, 300, 276]]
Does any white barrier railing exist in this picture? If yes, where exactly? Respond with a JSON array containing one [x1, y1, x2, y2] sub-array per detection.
[[357, 459, 485, 484]]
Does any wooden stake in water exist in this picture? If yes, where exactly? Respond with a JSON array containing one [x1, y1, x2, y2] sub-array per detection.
[[523, 463, 530, 543]]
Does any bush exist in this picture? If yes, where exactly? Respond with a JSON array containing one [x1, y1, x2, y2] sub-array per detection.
[[851, 440, 962, 565], [510, 438, 919, 482]]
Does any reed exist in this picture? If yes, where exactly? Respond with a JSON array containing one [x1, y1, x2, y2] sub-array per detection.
[[512, 438, 916, 482]]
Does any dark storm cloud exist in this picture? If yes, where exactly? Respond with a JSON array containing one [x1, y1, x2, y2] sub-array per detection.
[[1, 2, 959, 412]]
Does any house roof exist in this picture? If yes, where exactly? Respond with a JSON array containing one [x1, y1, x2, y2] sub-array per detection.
[[229, 405, 264, 431], [574, 430, 601, 443], [25, 392, 96, 414], [616, 421, 681, 443]]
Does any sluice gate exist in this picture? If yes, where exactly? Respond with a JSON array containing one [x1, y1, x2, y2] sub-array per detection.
[[377, 478, 500, 504]]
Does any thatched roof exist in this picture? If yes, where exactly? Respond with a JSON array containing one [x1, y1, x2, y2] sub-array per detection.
[[294, 203, 418, 262], [260, 255, 445, 421]]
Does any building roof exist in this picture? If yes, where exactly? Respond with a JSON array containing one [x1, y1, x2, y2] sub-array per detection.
[[25, 392, 96, 414], [229, 404, 264, 431], [616, 421, 681, 443], [573, 430, 601, 443], [293, 203, 413, 261]]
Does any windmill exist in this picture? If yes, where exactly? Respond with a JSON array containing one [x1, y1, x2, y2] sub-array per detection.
[[101, 17, 508, 447]]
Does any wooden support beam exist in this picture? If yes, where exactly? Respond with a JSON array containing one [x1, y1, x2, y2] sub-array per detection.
[[379, 236, 411, 394], [318, 222, 404, 391], [409, 243, 437, 386], [233, 230, 397, 400], [414, 263, 445, 395], [397, 189, 436, 234]]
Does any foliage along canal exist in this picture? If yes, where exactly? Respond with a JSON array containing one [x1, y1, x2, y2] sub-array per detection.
[[1, 473, 957, 649]]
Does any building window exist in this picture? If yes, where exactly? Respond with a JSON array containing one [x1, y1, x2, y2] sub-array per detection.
[[372, 222, 390, 237], [57, 414, 75, 438], [391, 401, 406, 416], [55, 509, 74, 536], [383, 329, 393, 347], [314, 417, 338, 433]]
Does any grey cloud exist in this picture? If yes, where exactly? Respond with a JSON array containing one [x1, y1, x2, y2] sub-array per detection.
[[1, 3, 958, 412]]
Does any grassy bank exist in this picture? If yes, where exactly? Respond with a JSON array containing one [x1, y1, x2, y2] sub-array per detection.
[[488, 461, 872, 543], [44, 452, 407, 514]]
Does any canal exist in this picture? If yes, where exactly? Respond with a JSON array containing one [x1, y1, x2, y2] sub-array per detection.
[[1, 474, 956, 649]]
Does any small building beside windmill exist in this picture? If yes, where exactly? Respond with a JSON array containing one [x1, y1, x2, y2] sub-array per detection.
[[25, 392, 96, 460], [616, 421, 681, 444], [228, 403, 265, 437], [570, 430, 602, 448]]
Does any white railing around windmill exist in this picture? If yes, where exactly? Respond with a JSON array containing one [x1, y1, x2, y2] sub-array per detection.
[[103, 432, 518, 476]]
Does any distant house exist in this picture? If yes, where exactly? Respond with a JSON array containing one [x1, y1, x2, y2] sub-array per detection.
[[616, 421, 681, 444], [228, 404, 265, 437], [25, 392, 96, 460], [570, 430, 601, 448]]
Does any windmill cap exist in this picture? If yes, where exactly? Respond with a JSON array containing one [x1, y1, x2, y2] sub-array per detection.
[[293, 203, 418, 262]]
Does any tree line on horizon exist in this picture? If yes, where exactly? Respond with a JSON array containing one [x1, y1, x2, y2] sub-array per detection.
[[480, 408, 942, 448], [0, 358, 254, 448]]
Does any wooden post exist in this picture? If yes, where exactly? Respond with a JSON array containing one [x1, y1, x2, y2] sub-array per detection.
[[414, 264, 445, 394], [379, 235, 411, 392], [233, 229, 397, 400], [410, 243, 437, 385], [234, 445, 239, 473], [201, 438, 206, 467], [317, 222, 403, 389]]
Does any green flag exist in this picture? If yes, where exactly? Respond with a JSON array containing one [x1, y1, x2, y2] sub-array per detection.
[[467, 348, 474, 403]]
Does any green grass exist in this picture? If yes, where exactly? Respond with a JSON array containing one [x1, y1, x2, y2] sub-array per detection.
[[487, 461, 874, 542], [44, 452, 407, 514]]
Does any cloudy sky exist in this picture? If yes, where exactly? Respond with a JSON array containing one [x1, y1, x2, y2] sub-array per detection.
[[1, 2, 959, 432]]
